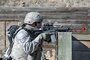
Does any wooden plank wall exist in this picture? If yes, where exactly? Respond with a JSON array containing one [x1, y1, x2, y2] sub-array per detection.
[[0, 7, 90, 34], [0, 21, 5, 57]]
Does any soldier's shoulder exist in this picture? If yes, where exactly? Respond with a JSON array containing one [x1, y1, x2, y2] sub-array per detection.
[[16, 29, 28, 38]]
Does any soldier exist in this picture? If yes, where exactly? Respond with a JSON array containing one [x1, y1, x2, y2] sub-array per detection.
[[9, 12, 53, 60]]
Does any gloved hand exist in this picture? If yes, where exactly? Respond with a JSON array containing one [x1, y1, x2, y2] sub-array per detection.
[[3, 56, 12, 60], [39, 31, 52, 42]]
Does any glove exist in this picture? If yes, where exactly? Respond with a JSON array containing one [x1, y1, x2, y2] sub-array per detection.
[[39, 31, 51, 42], [3, 56, 12, 60]]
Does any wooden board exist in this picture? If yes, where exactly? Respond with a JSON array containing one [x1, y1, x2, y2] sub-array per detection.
[[73, 34, 90, 40], [57, 32, 72, 60], [0, 21, 5, 58], [0, 7, 90, 20], [72, 36, 90, 60]]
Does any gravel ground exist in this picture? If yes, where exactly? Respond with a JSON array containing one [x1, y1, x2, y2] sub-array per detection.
[[0, 0, 90, 7]]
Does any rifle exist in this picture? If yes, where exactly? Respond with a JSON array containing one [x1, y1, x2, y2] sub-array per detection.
[[31, 23, 71, 36]]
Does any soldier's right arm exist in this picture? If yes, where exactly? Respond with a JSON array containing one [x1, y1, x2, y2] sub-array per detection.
[[15, 29, 51, 54]]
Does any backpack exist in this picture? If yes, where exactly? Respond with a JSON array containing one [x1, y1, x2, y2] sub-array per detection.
[[3, 24, 28, 60], [3, 25, 21, 60], [7, 25, 20, 38], [7, 24, 26, 42]]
